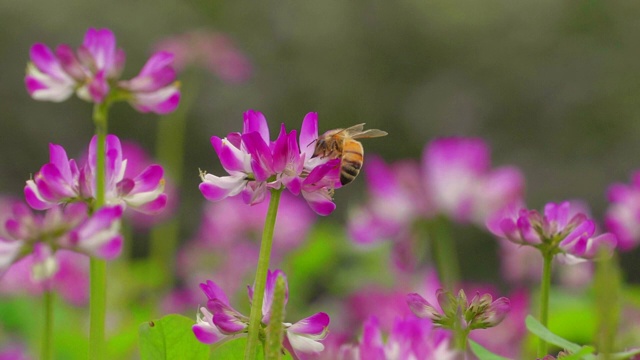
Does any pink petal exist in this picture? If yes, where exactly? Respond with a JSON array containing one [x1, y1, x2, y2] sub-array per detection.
[[299, 112, 319, 159], [288, 312, 330, 337], [199, 174, 246, 202], [302, 190, 335, 216], [243, 110, 270, 143]]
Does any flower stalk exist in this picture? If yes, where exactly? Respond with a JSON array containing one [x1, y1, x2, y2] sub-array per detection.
[[245, 188, 283, 359], [426, 217, 460, 290], [537, 250, 553, 357], [89, 101, 109, 360]]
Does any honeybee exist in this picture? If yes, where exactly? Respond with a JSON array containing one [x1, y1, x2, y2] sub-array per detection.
[[313, 123, 388, 186]]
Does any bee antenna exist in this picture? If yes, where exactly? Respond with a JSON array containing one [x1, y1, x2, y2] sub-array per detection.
[[307, 138, 318, 147]]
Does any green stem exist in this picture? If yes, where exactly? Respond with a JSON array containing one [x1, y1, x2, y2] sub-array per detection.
[[426, 217, 460, 290], [89, 102, 109, 360], [42, 290, 53, 360], [537, 251, 553, 357], [245, 188, 283, 360]]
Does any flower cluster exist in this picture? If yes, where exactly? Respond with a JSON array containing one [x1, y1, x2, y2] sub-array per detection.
[[0, 201, 122, 280], [25, 28, 180, 114], [25, 135, 167, 215], [407, 289, 511, 332], [199, 110, 341, 215], [192, 269, 330, 358], [488, 201, 617, 262]]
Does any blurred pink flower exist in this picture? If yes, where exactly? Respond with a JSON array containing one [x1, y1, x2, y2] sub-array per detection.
[[154, 30, 252, 83], [424, 137, 524, 225], [605, 171, 640, 251]]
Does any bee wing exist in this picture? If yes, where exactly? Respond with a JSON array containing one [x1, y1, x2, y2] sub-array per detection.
[[350, 129, 388, 139], [342, 123, 366, 134]]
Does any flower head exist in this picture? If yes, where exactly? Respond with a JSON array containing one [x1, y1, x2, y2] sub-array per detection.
[[25, 28, 179, 114], [192, 269, 330, 358], [199, 110, 340, 215], [488, 201, 617, 261], [25, 135, 167, 215]]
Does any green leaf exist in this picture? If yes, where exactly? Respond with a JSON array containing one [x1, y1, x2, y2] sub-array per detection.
[[526, 315, 582, 353], [211, 338, 261, 360], [138, 314, 210, 360], [468, 340, 512, 360]]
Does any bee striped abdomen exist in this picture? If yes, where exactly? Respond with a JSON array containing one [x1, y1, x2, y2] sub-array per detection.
[[340, 144, 364, 185]]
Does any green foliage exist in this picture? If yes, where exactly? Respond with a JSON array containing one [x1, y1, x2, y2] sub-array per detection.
[[138, 314, 210, 360]]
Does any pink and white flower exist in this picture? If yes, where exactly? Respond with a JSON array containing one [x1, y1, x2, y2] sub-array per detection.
[[199, 110, 340, 215], [488, 201, 617, 261], [25, 27, 180, 114], [192, 270, 330, 358], [25, 135, 167, 215]]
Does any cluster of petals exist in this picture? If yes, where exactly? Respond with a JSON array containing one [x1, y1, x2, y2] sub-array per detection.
[[604, 171, 640, 251], [199, 110, 341, 215], [0, 201, 122, 279], [348, 137, 523, 246], [192, 269, 330, 358], [24, 134, 167, 215], [154, 30, 252, 83], [407, 289, 510, 331], [25, 27, 180, 114], [488, 201, 617, 261]]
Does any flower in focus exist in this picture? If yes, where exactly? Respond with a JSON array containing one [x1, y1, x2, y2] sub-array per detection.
[[192, 269, 330, 358], [605, 171, 640, 251], [199, 110, 340, 215], [0, 202, 122, 279], [25, 27, 180, 114], [424, 137, 524, 225], [154, 30, 252, 83], [488, 201, 617, 262], [25, 135, 167, 215]]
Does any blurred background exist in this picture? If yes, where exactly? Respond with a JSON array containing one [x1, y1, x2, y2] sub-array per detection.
[[2, 0, 640, 357]]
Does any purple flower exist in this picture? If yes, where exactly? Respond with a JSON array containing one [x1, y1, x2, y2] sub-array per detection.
[[199, 110, 340, 215], [25, 135, 167, 215], [25, 28, 179, 114], [192, 270, 330, 358], [0, 202, 123, 279], [488, 201, 617, 261], [424, 137, 524, 225], [605, 171, 640, 251]]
